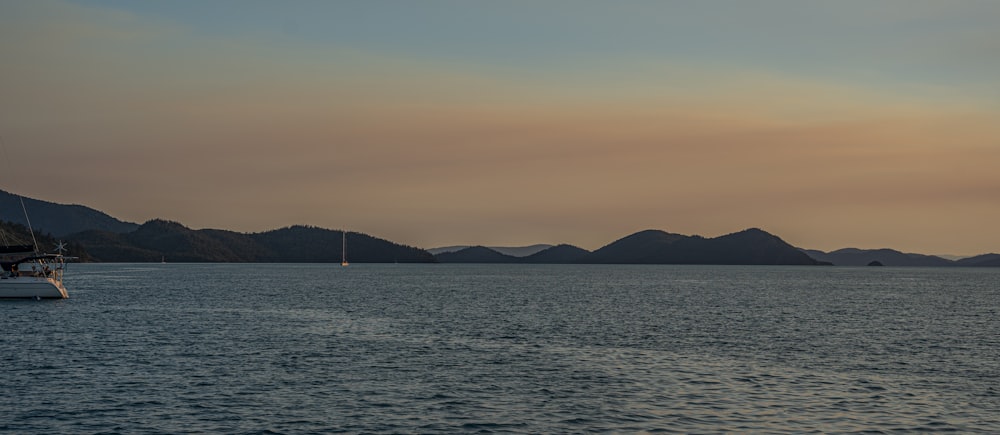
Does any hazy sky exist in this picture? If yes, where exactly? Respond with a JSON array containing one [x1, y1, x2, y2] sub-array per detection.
[[2, 0, 999, 254]]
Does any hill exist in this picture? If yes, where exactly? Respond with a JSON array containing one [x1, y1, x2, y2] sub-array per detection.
[[662, 228, 823, 265], [0, 219, 94, 261], [955, 253, 1000, 267], [435, 246, 520, 263], [253, 225, 434, 263], [803, 248, 954, 267], [0, 189, 138, 236], [435, 229, 822, 265], [576, 228, 821, 265], [434, 244, 591, 264], [580, 230, 688, 263], [71, 219, 259, 262], [428, 244, 553, 257], [521, 244, 591, 263], [70, 219, 435, 263]]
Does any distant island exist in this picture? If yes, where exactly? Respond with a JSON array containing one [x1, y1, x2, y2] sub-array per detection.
[[436, 229, 823, 265], [1, 189, 997, 266], [802, 248, 1000, 267]]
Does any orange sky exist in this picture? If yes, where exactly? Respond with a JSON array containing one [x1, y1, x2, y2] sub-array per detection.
[[2, 1, 999, 254]]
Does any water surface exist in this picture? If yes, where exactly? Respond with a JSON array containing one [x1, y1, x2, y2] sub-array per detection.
[[3, 264, 998, 433]]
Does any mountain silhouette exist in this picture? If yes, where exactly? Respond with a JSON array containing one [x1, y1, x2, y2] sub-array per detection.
[[521, 244, 591, 263], [665, 228, 823, 265], [428, 244, 553, 257], [0, 220, 93, 261], [70, 219, 434, 263], [955, 253, 1000, 267], [253, 225, 433, 263], [576, 228, 822, 265], [0, 189, 138, 236], [803, 248, 954, 267], [435, 244, 590, 264], [436, 229, 822, 265], [580, 230, 687, 263], [4, 190, 997, 265], [435, 246, 519, 263]]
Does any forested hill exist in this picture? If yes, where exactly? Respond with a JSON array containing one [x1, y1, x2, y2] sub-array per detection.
[[578, 228, 824, 265], [436, 229, 825, 265], [0, 220, 94, 261], [69, 219, 435, 263], [0, 189, 138, 236]]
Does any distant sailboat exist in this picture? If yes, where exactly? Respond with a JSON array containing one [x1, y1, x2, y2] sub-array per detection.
[[341, 231, 349, 267]]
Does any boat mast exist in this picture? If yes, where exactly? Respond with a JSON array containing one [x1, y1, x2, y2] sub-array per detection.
[[1, 138, 39, 253], [18, 194, 39, 253], [341, 231, 348, 266]]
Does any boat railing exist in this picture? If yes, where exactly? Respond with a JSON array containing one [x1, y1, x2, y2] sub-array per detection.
[[0, 255, 67, 283]]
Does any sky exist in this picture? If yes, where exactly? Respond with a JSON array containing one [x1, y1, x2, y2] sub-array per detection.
[[2, 0, 999, 254]]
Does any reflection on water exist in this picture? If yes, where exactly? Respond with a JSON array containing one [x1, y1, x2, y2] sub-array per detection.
[[3, 264, 999, 433]]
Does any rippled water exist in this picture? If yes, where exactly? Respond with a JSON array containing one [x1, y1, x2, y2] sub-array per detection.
[[3, 264, 999, 433]]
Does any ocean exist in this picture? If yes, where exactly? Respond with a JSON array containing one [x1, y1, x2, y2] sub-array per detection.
[[3, 263, 999, 433]]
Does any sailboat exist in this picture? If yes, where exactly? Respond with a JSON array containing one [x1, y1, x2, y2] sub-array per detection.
[[340, 231, 349, 267], [0, 245, 70, 299], [1, 195, 72, 299]]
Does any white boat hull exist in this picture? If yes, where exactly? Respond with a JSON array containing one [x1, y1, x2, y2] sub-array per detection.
[[0, 276, 69, 299]]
